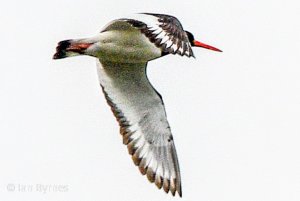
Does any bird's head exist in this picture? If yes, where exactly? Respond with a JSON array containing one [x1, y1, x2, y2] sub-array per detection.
[[185, 31, 222, 52]]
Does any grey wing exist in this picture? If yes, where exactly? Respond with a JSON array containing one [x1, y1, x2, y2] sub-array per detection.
[[100, 18, 141, 32], [97, 60, 182, 197]]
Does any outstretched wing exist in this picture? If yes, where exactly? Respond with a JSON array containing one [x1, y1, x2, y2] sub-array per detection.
[[97, 60, 182, 197], [122, 13, 194, 57]]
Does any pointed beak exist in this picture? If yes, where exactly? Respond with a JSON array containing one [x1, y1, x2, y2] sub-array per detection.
[[193, 40, 222, 52]]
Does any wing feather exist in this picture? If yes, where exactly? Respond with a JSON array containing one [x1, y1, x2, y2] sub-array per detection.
[[123, 13, 194, 57], [97, 60, 182, 197]]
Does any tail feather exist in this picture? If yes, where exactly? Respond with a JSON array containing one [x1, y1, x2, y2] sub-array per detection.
[[53, 40, 72, 59], [53, 40, 92, 59]]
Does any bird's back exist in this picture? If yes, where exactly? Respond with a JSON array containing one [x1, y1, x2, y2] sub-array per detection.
[[95, 19, 162, 63]]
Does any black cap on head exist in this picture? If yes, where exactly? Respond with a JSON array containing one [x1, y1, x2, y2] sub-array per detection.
[[185, 31, 195, 45], [185, 30, 222, 52]]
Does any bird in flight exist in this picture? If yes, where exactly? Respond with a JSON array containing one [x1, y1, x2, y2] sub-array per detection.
[[53, 13, 221, 197]]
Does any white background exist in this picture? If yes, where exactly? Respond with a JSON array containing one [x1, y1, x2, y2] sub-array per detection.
[[1, 0, 300, 201]]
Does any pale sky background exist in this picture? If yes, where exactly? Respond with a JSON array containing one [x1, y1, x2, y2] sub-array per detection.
[[1, 0, 300, 201]]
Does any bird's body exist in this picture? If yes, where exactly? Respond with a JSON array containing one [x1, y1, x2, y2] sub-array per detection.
[[81, 20, 161, 63], [53, 13, 221, 197]]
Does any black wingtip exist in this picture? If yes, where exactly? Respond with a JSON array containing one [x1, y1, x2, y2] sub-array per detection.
[[53, 40, 71, 60], [178, 188, 182, 197]]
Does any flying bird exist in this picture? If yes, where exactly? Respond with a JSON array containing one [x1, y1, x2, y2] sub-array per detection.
[[53, 13, 221, 197]]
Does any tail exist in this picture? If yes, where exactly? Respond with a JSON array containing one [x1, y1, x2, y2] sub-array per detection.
[[53, 39, 93, 59]]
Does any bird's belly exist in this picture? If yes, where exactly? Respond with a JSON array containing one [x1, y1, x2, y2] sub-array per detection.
[[95, 30, 161, 63]]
